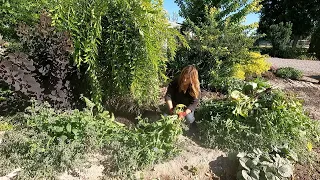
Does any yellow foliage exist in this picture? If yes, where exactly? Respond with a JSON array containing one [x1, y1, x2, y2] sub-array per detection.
[[233, 64, 246, 80], [307, 142, 313, 152], [233, 52, 271, 80]]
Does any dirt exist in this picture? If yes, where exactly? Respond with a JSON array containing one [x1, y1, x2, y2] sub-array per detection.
[[267, 58, 320, 77], [57, 136, 236, 180], [135, 136, 236, 180], [58, 154, 106, 180], [294, 147, 320, 180]]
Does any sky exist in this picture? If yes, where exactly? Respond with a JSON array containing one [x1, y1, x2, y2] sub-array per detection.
[[163, 0, 260, 25]]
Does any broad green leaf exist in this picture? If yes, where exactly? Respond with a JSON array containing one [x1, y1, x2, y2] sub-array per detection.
[[60, 135, 68, 142], [66, 123, 72, 133], [231, 90, 242, 100], [241, 170, 252, 180], [265, 172, 280, 180], [248, 82, 258, 90], [250, 169, 260, 179], [278, 164, 293, 177], [237, 152, 247, 158], [54, 126, 64, 133], [239, 157, 250, 171], [72, 128, 79, 135]]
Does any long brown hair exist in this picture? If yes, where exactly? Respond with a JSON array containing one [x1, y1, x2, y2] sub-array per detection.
[[178, 65, 200, 98]]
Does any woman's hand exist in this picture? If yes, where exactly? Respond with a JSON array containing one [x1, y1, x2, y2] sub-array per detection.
[[178, 111, 187, 120], [177, 108, 191, 120]]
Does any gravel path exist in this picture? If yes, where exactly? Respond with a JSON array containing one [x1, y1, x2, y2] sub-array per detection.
[[267, 58, 320, 77]]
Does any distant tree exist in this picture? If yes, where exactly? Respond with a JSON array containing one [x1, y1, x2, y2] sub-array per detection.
[[309, 24, 320, 60], [258, 0, 319, 47], [268, 22, 292, 56], [175, 0, 261, 26]]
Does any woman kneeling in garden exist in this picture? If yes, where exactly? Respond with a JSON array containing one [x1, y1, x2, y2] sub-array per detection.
[[165, 65, 200, 123]]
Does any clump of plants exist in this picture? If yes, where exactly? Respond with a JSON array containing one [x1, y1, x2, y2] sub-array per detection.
[[236, 145, 297, 180], [0, 99, 183, 179], [51, 0, 185, 110], [209, 76, 247, 94], [107, 115, 183, 178], [0, 99, 118, 179], [0, 121, 13, 131], [275, 67, 303, 80], [233, 52, 271, 80], [196, 80, 320, 161]]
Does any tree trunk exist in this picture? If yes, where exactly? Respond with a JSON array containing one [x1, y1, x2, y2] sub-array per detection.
[[292, 36, 299, 48]]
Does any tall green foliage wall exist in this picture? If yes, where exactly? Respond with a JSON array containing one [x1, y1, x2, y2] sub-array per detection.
[[98, 0, 183, 107], [50, 0, 185, 109]]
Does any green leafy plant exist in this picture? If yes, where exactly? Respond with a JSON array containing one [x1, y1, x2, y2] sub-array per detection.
[[0, 129, 87, 179], [107, 115, 182, 178], [196, 80, 320, 162], [168, 1, 261, 87], [0, 99, 121, 179], [275, 67, 303, 80], [0, 87, 11, 102], [51, 0, 185, 110], [297, 54, 318, 61], [0, 0, 50, 40], [0, 98, 183, 179], [236, 146, 296, 180], [0, 121, 13, 131], [209, 75, 247, 94]]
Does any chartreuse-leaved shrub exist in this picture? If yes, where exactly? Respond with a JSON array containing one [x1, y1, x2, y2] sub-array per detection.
[[233, 52, 271, 80]]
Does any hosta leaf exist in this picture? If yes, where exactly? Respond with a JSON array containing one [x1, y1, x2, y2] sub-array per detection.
[[66, 123, 71, 133], [54, 126, 64, 133], [231, 90, 242, 100], [250, 169, 260, 179], [248, 82, 258, 90], [72, 128, 79, 135], [278, 164, 293, 177], [265, 172, 280, 180], [241, 170, 252, 180], [237, 152, 247, 158], [60, 135, 68, 142], [251, 157, 260, 166], [239, 157, 250, 171]]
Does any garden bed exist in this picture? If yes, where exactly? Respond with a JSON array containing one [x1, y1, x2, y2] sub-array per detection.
[[58, 79, 320, 179]]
